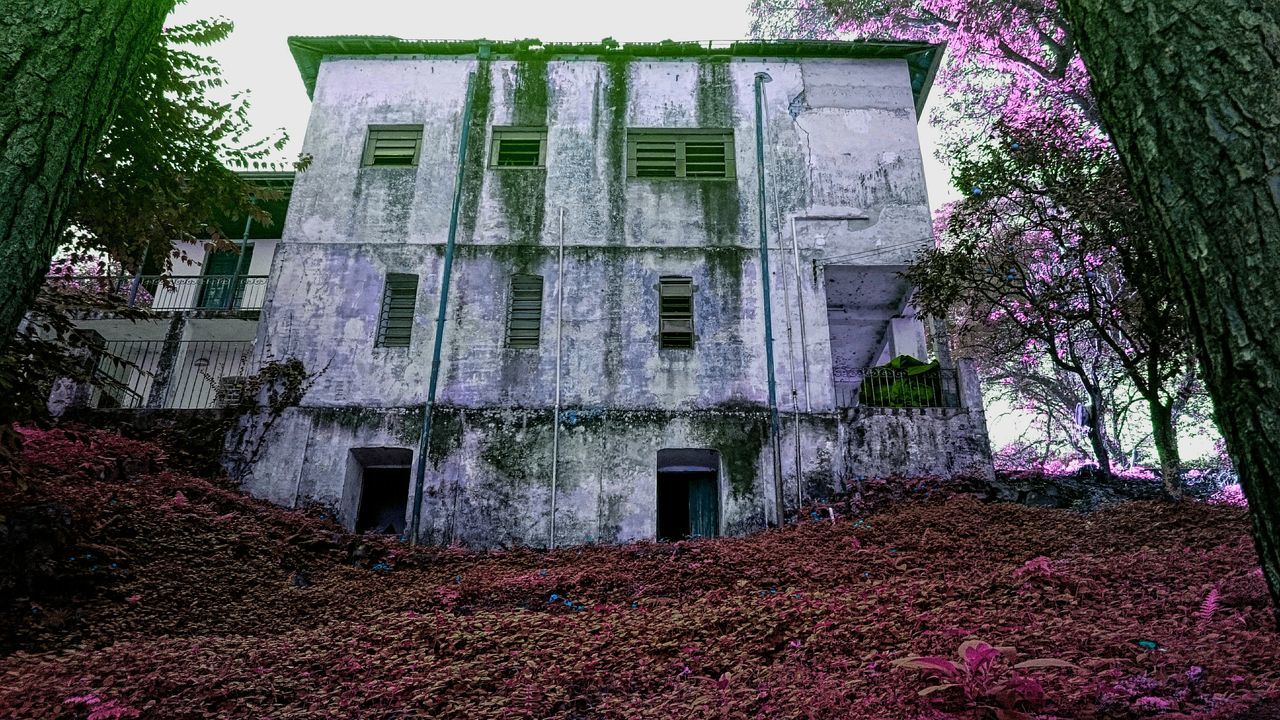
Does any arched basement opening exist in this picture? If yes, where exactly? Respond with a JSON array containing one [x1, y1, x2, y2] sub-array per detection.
[[349, 447, 412, 535], [656, 448, 721, 541]]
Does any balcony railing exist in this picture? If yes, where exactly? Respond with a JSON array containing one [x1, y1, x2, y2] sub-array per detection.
[[90, 339, 254, 410], [835, 367, 961, 409], [48, 275, 269, 311]]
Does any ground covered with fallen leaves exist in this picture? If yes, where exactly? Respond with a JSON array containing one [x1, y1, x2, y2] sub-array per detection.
[[1, 427, 1277, 719]]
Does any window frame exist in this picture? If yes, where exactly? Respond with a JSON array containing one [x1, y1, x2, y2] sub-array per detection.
[[657, 275, 696, 349], [376, 273, 419, 348], [627, 128, 736, 181], [490, 126, 549, 169], [362, 125, 424, 168], [505, 273, 544, 349]]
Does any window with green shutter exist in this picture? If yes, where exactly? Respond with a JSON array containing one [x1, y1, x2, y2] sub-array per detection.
[[628, 129, 735, 179], [363, 126, 423, 167], [658, 276, 695, 349], [506, 274, 544, 348], [377, 274, 418, 347], [491, 127, 548, 168]]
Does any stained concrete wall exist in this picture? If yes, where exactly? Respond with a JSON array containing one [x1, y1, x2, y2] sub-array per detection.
[[238, 401, 991, 549], [239, 51, 990, 546], [838, 407, 996, 481], [260, 54, 933, 413], [239, 405, 775, 547]]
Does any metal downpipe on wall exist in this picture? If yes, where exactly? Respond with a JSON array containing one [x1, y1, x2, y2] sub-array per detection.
[[409, 69, 478, 545], [788, 217, 812, 413], [550, 207, 565, 550], [760, 92, 807, 512], [223, 214, 255, 310], [754, 71, 786, 527]]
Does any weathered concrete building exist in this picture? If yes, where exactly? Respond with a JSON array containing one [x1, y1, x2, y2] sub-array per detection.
[[237, 37, 993, 547]]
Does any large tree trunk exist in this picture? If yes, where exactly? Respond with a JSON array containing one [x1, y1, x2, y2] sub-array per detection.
[[1084, 385, 1113, 477], [0, 0, 174, 351], [1060, 0, 1280, 626], [1148, 397, 1183, 500]]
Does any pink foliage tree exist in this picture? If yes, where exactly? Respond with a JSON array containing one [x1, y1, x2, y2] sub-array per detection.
[[750, 0, 1100, 148], [751, 0, 1212, 489]]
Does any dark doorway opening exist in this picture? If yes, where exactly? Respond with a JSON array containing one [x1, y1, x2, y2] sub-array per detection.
[[656, 449, 720, 541], [356, 466, 410, 534]]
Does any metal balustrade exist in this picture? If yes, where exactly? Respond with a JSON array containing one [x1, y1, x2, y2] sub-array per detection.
[[834, 367, 961, 409], [90, 340, 254, 410], [47, 275, 269, 311]]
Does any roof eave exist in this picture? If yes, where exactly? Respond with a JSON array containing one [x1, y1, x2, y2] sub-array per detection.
[[287, 37, 944, 116]]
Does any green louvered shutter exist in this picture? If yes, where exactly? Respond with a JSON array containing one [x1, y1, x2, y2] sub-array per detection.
[[658, 276, 695, 349], [506, 274, 544, 348], [363, 126, 423, 167], [377, 274, 418, 347], [628, 129, 735, 179], [491, 128, 548, 168]]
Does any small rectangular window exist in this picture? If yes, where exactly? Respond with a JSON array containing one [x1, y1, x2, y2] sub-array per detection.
[[507, 274, 544, 348], [363, 126, 423, 167], [628, 129, 735, 179], [377, 274, 418, 347], [491, 127, 548, 168], [658, 276, 695, 349]]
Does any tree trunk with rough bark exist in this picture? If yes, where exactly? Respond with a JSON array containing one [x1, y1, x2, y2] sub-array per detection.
[[1084, 385, 1112, 477], [1060, 0, 1280, 627], [1147, 397, 1183, 500], [0, 0, 174, 351]]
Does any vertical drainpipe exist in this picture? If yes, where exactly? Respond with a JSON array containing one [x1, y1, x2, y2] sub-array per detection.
[[788, 217, 812, 412], [550, 207, 565, 550], [127, 246, 149, 307], [754, 71, 786, 527], [225, 214, 254, 310], [409, 66, 479, 545]]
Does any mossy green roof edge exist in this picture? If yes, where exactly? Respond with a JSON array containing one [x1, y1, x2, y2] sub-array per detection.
[[287, 37, 944, 117]]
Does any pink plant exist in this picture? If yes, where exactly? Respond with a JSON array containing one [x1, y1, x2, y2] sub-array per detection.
[[1197, 586, 1222, 627], [1210, 484, 1247, 507], [893, 639, 1078, 717], [64, 695, 140, 720]]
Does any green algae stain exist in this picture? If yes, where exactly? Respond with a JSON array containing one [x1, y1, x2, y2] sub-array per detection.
[[511, 58, 550, 125], [603, 59, 629, 246], [695, 59, 741, 246], [692, 411, 770, 499], [695, 58, 733, 126], [427, 407, 466, 468], [476, 409, 554, 486], [492, 59, 549, 247], [459, 61, 493, 243]]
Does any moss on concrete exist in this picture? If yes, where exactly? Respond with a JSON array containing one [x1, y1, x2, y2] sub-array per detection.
[[459, 60, 492, 242], [603, 59, 629, 247], [492, 169, 547, 245], [493, 59, 549, 247], [306, 406, 420, 446], [695, 58, 732, 126], [601, 248, 625, 393], [475, 408, 553, 486], [692, 411, 770, 499], [510, 58, 549, 125], [427, 406, 465, 468], [695, 59, 740, 246]]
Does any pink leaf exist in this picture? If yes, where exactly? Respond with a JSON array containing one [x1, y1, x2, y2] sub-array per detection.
[[892, 656, 960, 677], [1012, 658, 1079, 670]]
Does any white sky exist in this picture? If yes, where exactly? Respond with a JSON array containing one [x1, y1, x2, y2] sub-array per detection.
[[170, 0, 957, 210]]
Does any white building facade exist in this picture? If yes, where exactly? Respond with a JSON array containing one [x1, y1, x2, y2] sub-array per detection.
[[232, 38, 993, 547]]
